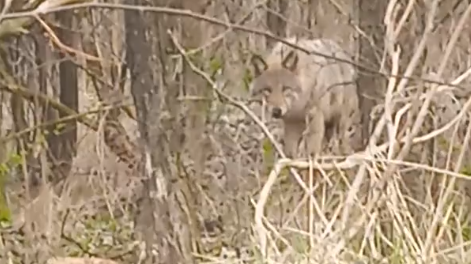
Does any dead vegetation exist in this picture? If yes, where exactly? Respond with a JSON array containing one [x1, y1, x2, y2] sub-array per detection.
[[1, 0, 471, 264]]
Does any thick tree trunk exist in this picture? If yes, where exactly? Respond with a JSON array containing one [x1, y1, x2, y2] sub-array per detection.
[[124, 1, 184, 263]]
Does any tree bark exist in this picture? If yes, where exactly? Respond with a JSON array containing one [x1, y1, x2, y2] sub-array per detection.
[[124, 0, 184, 263], [266, 0, 288, 47], [177, 0, 210, 260], [48, 11, 78, 182]]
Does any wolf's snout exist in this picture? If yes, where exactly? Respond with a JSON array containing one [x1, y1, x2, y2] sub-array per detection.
[[272, 107, 282, 118]]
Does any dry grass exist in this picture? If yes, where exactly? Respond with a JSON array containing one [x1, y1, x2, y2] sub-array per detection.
[[2, 0, 471, 264]]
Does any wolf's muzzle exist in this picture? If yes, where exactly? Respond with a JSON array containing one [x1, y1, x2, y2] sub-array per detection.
[[272, 107, 282, 118]]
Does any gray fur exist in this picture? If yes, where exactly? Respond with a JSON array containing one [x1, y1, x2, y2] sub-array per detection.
[[250, 37, 360, 158]]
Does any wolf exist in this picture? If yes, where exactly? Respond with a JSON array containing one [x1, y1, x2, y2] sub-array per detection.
[[249, 37, 360, 159]]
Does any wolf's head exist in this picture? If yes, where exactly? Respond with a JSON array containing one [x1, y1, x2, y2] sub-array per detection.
[[250, 50, 303, 119]]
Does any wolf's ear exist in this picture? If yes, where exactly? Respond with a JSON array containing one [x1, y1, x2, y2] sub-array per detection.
[[251, 54, 268, 77], [282, 50, 298, 72]]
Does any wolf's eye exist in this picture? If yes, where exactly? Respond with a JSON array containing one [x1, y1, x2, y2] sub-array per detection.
[[262, 87, 272, 94], [252, 86, 269, 97]]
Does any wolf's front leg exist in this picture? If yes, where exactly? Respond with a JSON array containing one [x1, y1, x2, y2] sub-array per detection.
[[283, 121, 305, 159], [305, 108, 325, 159]]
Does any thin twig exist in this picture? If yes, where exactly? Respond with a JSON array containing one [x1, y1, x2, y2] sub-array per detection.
[[34, 14, 103, 62]]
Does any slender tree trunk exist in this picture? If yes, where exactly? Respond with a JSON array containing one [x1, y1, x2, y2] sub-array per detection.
[[48, 11, 78, 182], [266, 0, 288, 47], [356, 0, 386, 147], [178, 0, 211, 260], [33, 20, 57, 192], [81, 9, 139, 170], [356, 0, 386, 256]]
